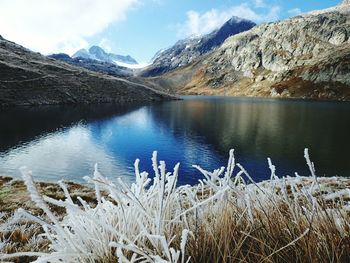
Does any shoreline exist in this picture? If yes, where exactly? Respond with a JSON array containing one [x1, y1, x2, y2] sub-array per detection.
[[2, 93, 349, 110], [1, 170, 350, 262], [0, 94, 178, 110], [1, 174, 350, 217], [0, 176, 97, 217], [180, 94, 350, 103]]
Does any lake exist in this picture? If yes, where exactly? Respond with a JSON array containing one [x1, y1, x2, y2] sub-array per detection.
[[0, 96, 349, 185]]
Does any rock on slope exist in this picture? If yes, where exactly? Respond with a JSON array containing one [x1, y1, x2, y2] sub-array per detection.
[[140, 16, 256, 77], [0, 36, 171, 107], [150, 2, 350, 101]]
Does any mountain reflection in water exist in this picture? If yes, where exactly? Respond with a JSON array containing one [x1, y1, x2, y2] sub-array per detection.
[[0, 96, 349, 184]]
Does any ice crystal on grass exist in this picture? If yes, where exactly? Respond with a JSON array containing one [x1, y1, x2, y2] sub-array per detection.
[[1, 149, 350, 262]]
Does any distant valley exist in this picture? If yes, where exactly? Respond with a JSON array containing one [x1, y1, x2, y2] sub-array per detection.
[[0, 36, 170, 107]]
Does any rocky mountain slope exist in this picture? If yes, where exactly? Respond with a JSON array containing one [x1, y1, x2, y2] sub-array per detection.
[[140, 16, 256, 77], [147, 1, 350, 101], [0, 36, 171, 107], [48, 53, 133, 77]]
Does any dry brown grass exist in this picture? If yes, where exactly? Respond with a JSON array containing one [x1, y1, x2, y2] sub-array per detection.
[[184, 199, 350, 263], [168, 177, 350, 263], [1, 165, 350, 262], [0, 220, 49, 263]]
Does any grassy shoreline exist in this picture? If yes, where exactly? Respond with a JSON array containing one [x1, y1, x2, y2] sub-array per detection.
[[1, 174, 348, 218], [1, 151, 350, 262], [0, 176, 98, 217]]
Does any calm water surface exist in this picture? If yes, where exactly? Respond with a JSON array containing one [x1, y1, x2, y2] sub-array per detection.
[[0, 96, 349, 185]]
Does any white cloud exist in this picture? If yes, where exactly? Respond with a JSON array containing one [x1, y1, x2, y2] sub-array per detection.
[[253, 0, 266, 8], [288, 8, 302, 16], [178, 3, 280, 37], [0, 0, 139, 55]]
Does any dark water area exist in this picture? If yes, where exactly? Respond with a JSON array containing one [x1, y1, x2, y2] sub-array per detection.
[[0, 96, 349, 185]]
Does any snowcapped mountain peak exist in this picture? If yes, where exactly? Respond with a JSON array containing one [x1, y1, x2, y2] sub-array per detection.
[[72, 48, 90, 59], [89, 45, 105, 53], [72, 45, 139, 68], [88, 46, 109, 61], [226, 16, 243, 24], [141, 15, 256, 76]]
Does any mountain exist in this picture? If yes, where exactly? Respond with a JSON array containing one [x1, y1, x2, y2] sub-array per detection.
[[48, 53, 133, 77], [73, 46, 138, 66], [72, 48, 90, 59], [0, 35, 171, 107], [145, 2, 350, 101], [140, 16, 256, 77]]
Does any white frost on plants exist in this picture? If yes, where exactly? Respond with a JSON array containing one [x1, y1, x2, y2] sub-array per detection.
[[0, 149, 349, 262]]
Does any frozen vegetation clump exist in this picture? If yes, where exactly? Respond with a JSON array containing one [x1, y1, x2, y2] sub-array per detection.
[[1, 149, 350, 262]]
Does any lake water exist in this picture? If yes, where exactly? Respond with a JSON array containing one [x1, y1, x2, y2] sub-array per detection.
[[0, 96, 349, 185]]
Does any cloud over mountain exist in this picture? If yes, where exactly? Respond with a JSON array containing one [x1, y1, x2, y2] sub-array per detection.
[[178, 3, 280, 37], [0, 0, 139, 55]]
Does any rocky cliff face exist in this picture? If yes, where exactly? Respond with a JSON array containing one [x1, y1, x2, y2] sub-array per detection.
[[140, 17, 255, 77], [152, 4, 350, 101], [0, 36, 171, 107]]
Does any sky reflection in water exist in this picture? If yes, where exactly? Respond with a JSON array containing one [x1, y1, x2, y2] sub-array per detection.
[[0, 97, 349, 185]]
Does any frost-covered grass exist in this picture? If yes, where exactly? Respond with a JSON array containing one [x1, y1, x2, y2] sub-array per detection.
[[1, 149, 350, 262]]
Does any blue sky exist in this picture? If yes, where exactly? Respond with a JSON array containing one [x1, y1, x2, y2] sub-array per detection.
[[0, 0, 340, 63]]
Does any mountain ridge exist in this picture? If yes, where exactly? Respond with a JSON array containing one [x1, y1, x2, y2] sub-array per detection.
[[143, 4, 350, 101], [73, 46, 138, 66], [140, 16, 256, 77], [48, 53, 133, 77], [0, 36, 172, 107]]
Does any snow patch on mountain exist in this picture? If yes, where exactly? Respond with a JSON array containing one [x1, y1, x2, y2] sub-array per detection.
[[141, 16, 256, 77], [114, 60, 150, 69], [72, 46, 140, 68]]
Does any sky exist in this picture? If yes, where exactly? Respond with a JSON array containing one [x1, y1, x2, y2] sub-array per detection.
[[0, 0, 341, 64]]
